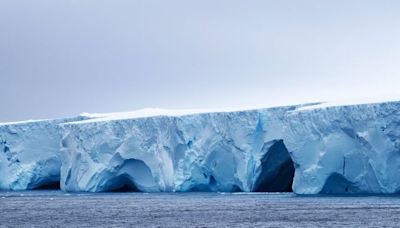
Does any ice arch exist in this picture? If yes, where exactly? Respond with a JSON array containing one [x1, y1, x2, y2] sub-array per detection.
[[31, 181, 61, 190], [320, 173, 361, 194], [253, 140, 295, 192], [98, 158, 158, 192]]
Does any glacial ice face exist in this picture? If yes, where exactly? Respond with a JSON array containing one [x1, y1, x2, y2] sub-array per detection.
[[0, 116, 89, 190], [1, 101, 399, 194], [60, 107, 298, 192], [60, 101, 400, 194], [279, 102, 400, 194]]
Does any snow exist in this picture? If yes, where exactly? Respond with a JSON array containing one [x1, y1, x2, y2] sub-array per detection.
[[295, 97, 400, 111], [69, 102, 322, 125], [75, 108, 227, 123]]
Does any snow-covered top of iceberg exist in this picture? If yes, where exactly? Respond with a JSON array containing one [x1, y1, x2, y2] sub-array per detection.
[[65, 103, 318, 125], [0, 119, 54, 126], [0, 114, 93, 126], [80, 108, 224, 120], [1, 97, 399, 126], [296, 97, 400, 111], [66, 97, 400, 125]]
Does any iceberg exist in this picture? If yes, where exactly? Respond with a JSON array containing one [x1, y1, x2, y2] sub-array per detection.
[[60, 106, 301, 192], [1, 100, 400, 194], [0, 116, 90, 190], [282, 101, 400, 194]]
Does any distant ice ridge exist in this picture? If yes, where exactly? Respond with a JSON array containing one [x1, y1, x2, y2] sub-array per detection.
[[1, 100, 400, 194]]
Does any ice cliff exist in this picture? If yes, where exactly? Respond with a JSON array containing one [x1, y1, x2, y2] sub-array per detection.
[[60, 106, 299, 193], [1, 101, 400, 194], [282, 102, 400, 194], [0, 116, 89, 190]]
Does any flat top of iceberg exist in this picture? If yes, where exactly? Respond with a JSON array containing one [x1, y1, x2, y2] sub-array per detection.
[[64, 103, 321, 125], [295, 97, 400, 112], [69, 107, 272, 124], [1, 97, 399, 126], [0, 114, 92, 127], [65, 98, 400, 125], [0, 118, 55, 126]]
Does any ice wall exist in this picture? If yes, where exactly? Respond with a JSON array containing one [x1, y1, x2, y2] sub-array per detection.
[[60, 106, 298, 192], [280, 102, 400, 194], [1, 101, 399, 194], [60, 101, 400, 194], [0, 116, 89, 190]]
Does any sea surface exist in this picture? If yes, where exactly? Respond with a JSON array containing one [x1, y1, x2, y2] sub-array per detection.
[[1, 191, 400, 227]]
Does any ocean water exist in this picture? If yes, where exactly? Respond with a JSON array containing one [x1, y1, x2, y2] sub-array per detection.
[[1, 191, 400, 227]]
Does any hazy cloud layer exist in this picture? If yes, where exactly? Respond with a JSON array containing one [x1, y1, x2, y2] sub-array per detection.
[[1, 0, 400, 121]]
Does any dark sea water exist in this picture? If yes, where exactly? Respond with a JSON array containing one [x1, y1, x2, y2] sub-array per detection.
[[1, 191, 400, 227]]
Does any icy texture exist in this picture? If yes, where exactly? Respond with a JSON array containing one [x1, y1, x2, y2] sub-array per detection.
[[0, 116, 89, 190], [1, 101, 399, 194], [60, 106, 299, 192], [60, 101, 400, 194], [280, 102, 400, 194]]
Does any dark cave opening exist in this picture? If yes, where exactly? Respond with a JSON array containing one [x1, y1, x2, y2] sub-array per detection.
[[253, 140, 295, 192], [33, 181, 61, 190], [320, 173, 360, 194], [110, 184, 140, 192], [102, 158, 157, 192], [108, 174, 141, 192]]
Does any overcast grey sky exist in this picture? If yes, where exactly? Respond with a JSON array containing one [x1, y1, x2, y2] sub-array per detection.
[[1, 0, 400, 122]]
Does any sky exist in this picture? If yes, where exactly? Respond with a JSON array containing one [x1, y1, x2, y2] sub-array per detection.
[[1, 0, 400, 122]]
